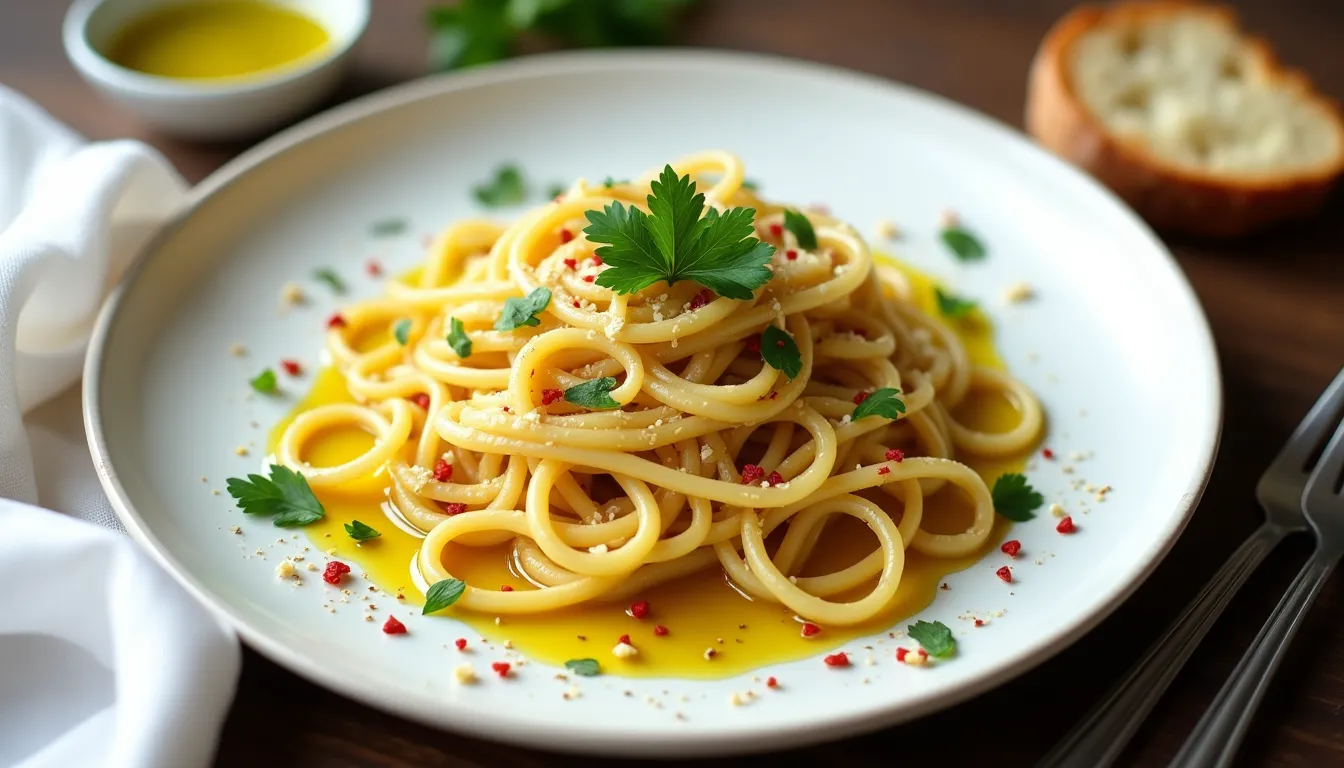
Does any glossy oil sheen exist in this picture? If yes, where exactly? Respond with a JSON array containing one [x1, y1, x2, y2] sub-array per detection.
[[270, 259, 1031, 678], [105, 1, 328, 80]]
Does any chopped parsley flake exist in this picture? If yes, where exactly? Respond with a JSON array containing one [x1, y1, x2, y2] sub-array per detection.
[[992, 473, 1044, 521], [344, 520, 381, 541], [934, 287, 977, 318], [370, 218, 408, 237], [423, 578, 466, 615], [907, 620, 956, 658], [250, 369, 278, 395], [565, 658, 601, 676], [473, 164, 527, 207], [564, 377, 621, 410], [446, 317, 472, 358], [783, 209, 817, 250], [312, 268, 346, 294], [940, 226, 986, 262], [851, 387, 906, 421], [393, 318, 412, 346], [495, 287, 551, 331]]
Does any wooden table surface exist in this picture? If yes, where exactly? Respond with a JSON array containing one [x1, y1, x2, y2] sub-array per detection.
[[5, 1, 1344, 765]]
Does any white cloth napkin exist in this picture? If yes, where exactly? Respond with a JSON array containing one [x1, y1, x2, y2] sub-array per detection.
[[0, 85, 240, 768]]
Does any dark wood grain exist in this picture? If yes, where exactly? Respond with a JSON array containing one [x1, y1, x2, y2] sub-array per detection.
[[5, 1, 1344, 765]]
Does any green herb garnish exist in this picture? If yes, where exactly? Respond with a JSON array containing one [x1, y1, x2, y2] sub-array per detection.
[[583, 165, 774, 300], [426, 0, 696, 71], [851, 387, 906, 421], [564, 377, 621, 410], [313, 268, 346, 294], [783, 209, 817, 250], [250, 369, 278, 395], [740, 179, 759, 191], [344, 520, 381, 541], [494, 287, 551, 331], [473, 164, 527, 207], [940, 226, 986, 262], [446, 317, 472, 358], [991, 473, 1044, 522], [602, 176, 628, 189], [422, 577, 467, 615], [565, 658, 601, 677], [546, 182, 567, 199], [226, 465, 325, 527], [370, 218, 408, 237], [907, 620, 956, 658], [760, 325, 801, 380], [934, 287, 977, 318], [393, 318, 412, 346]]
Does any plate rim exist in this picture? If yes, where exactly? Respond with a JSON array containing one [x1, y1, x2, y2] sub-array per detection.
[[83, 48, 1224, 756]]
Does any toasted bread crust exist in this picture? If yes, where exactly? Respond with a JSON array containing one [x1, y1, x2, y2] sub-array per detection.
[[1026, 2, 1344, 237]]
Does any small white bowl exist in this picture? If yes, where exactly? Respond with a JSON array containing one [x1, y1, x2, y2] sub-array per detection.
[[64, 0, 370, 141]]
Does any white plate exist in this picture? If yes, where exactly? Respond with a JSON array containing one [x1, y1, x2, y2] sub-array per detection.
[[84, 50, 1221, 757]]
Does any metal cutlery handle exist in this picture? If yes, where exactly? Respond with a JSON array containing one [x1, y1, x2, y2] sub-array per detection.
[[1170, 551, 1337, 768], [1037, 523, 1286, 768]]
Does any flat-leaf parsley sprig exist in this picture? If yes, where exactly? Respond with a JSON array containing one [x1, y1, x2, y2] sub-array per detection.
[[226, 465, 325, 527], [582, 166, 775, 300]]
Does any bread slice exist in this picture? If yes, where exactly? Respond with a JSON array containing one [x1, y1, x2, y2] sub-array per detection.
[[1026, 2, 1344, 237]]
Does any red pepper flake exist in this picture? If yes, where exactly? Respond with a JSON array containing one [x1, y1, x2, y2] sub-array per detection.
[[769, 222, 783, 238], [627, 600, 650, 619], [853, 390, 870, 405], [877, 466, 891, 476], [541, 388, 564, 405], [884, 448, 904, 462], [582, 274, 596, 283], [366, 259, 383, 277], [653, 625, 669, 637], [974, 619, 984, 627], [559, 229, 574, 243], [895, 647, 909, 662], [766, 471, 784, 486], [455, 637, 468, 650], [800, 622, 821, 638], [279, 359, 302, 376], [995, 565, 1013, 583], [491, 661, 511, 678], [785, 249, 798, 261], [1056, 516, 1076, 534], [740, 464, 765, 485], [382, 616, 407, 635], [918, 648, 928, 659], [563, 257, 577, 270], [590, 255, 603, 266], [823, 652, 850, 667], [688, 288, 714, 311], [766, 676, 779, 688], [322, 561, 351, 585], [433, 459, 453, 482], [1000, 539, 1021, 557], [501, 585, 514, 592], [617, 634, 632, 646], [442, 502, 467, 515], [572, 300, 581, 308], [501, 405, 511, 413], [326, 313, 347, 329], [409, 392, 431, 410], [744, 336, 761, 355], [1042, 447, 1055, 460]]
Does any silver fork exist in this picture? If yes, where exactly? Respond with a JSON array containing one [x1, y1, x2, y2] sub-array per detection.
[[1038, 367, 1344, 768], [1171, 370, 1344, 768]]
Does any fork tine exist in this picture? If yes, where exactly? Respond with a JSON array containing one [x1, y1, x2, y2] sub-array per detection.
[[1269, 367, 1344, 476], [1303, 414, 1344, 510]]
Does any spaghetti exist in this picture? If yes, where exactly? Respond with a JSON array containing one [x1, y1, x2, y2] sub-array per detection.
[[276, 151, 1043, 627]]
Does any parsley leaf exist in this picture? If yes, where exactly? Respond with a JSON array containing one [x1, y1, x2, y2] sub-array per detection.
[[446, 317, 472, 358], [584, 166, 774, 300], [565, 658, 601, 676], [495, 287, 551, 331], [852, 387, 906, 421], [992, 473, 1044, 521], [313, 267, 346, 294], [783, 209, 817, 250], [740, 179, 759, 191], [935, 287, 977, 318], [564, 377, 620, 410], [602, 176, 628, 188], [226, 465, 325, 527], [370, 218, 408, 237], [760, 325, 801, 379], [474, 164, 527, 207], [546, 181, 567, 199], [940, 226, 986, 262], [393, 318, 412, 346], [344, 520, 381, 541], [250, 369, 278, 395], [422, 577, 466, 615], [907, 620, 957, 658]]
